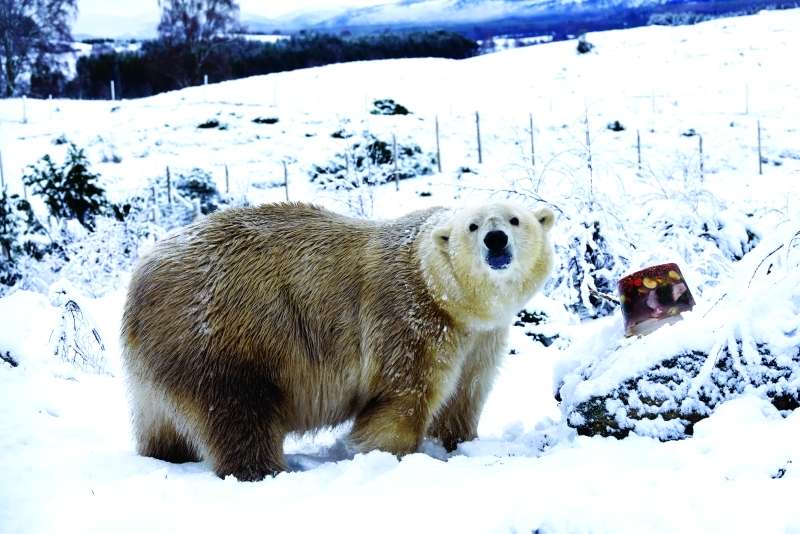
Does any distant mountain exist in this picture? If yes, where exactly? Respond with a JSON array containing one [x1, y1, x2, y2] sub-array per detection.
[[73, 0, 797, 41], [244, 0, 796, 39]]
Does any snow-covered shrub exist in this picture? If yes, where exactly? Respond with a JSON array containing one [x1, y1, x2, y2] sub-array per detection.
[[175, 168, 222, 215], [59, 215, 152, 297], [514, 309, 560, 347], [197, 118, 222, 129], [639, 189, 760, 297], [0, 190, 57, 291], [576, 35, 594, 54], [1, 175, 169, 298], [546, 212, 630, 321], [698, 211, 760, 261], [370, 99, 410, 115], [22, 144, 110, 231], [557, 223, 800, 441], [253, 117, 279, 125], [311, 134, 435, 217], [331, 128, 353, 139], [0, 350, 18, 368], [310, 134, 435, 191], [0, 190, 22, 286], [48, 283, 109, 374], [606, 121, 625, 132]]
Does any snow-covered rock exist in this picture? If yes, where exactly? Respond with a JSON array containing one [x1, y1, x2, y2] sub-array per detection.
[[558, 224, 800, 440]]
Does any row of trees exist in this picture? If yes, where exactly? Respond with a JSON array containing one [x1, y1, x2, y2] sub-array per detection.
[[1, 0, 241, 97], [0, 0, 76, 96], [2, 0, 477, 99], [71, 31, 478, 99]]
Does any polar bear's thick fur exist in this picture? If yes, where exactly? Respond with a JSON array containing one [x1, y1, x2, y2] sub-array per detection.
[[121, 201, 554, 480]]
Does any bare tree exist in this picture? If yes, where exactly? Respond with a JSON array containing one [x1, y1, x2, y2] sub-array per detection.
[[157, 0, 240, 86], [0, 0, 77, 96]]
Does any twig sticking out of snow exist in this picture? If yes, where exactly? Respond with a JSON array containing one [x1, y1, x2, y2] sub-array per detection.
[[746, 229, 800, 289], [589, 288, 620, 306]]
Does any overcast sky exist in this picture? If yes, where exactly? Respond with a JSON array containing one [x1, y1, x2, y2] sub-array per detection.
[[77, 0, 392, 19]]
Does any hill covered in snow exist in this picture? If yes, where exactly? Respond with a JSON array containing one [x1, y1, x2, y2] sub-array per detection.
[[1, 8, 800, 534]]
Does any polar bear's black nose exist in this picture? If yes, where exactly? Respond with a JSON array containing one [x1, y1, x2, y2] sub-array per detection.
[[484, 230, 508, 251]]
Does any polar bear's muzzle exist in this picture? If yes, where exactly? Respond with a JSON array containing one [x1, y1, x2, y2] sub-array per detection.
[[483, 230, 513, 270]]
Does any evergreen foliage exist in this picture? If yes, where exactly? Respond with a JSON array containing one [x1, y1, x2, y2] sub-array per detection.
[[22, 144, 109, 231], [0, 189, 20, 264], [71, 31, 478, 99]]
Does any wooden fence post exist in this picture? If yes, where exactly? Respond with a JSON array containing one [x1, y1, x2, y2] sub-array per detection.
[[393, 134, 399, 192], [745, 84, 749, 115], [435, 116, 442, 173], [636, 129, 642, 174], [757, 120, 763, 176], [283, 161, 289, 201], [166, 166, 172, 205], [224, 164, 230, 195], [475, 111, 483, 164], [0, 150, 5, 190], [584, 109, 593, 189], [152, 185, 159, 224], [698, 134, 704, 181], [529, 113, 535, 169]]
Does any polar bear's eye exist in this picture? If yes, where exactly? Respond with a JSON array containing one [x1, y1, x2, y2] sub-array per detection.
[[510, 217, 519, 226], [469, 223, 479, 232]]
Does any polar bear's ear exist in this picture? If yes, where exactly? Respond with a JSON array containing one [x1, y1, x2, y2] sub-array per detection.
[[534, 208, 555, 232], [432, 225, 451, 252]]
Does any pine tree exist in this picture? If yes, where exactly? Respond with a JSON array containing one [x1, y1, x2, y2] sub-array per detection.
[[22, 144, 108, 231]]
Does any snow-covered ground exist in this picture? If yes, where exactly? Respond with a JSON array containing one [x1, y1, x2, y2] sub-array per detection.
[[2, 9, 800, 533]]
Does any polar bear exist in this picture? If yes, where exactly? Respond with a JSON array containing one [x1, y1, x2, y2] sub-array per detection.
[[121, 201, 554, 480]]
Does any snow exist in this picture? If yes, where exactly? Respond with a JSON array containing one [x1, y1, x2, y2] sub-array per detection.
[[3, 9, 800, 533]]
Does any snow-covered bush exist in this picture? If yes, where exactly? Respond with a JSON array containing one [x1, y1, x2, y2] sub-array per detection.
[[0, 190, 22, 286], [639, 187, 761, 297], [545, 204, 632, 320], [197, 118, 223, 129], [311, 134, 435, 191], [564, 219, 621, 319], [48, 282, 109, 374], [175, 168, 222, 215], [514, 309, 561, 347], [576, 35, 595, 54], [370, 99, 410, 115], [0, 189, 58, 291], [253, 116, 279, 125], [310, 134, 435, 217], [59, 215, 154, 297]]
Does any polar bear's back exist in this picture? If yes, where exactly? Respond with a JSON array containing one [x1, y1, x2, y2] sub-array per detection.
[[121, 202, 445, 432]]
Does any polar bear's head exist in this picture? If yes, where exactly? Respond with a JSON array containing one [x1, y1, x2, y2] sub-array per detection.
[[421, 201, 555, 330]]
